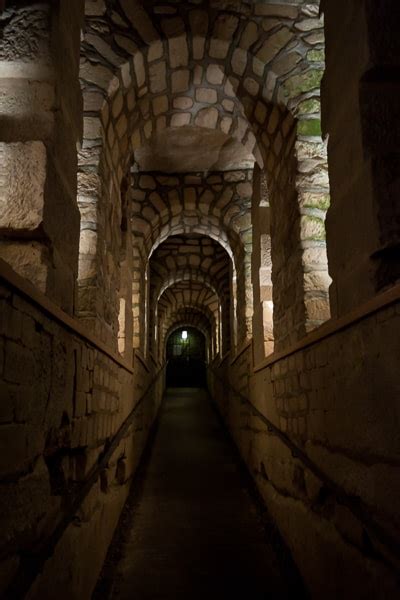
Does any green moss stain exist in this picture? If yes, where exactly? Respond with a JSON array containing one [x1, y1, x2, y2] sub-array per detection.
[[302, 215, 326, 241], [302, 194, 330, 211], [307, 49, 325, 62], [297, 98, 320, 115], [316, 194, 330, 210], [297, 119, 322, 136], [283, 69, 324, 97]]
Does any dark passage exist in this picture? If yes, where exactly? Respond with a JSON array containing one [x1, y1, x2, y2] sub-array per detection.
[[94, 388, 303, 600], [166, 327, 206, 387]]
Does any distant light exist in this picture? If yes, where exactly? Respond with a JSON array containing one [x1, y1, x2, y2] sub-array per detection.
[[181, 330, 188, 340]]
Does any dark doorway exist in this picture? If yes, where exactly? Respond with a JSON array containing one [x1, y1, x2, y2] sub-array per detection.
[[166, 327, 206, 387]]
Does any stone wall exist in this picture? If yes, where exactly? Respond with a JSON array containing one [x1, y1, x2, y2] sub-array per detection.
[[208, 292, 400, 599], [0, 1, 83, 314], [78, 0, 332, 355], [322, 0, 400, 315], [0, 263, 165, 599], [131, 169, 253, 351]]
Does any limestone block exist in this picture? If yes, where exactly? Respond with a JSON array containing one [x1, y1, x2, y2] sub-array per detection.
[[171, 113, 191, 127], [236, 182, 252, 199], [119, 0, 158, 43], [148, 40, 164, 62], [222, 99, 234, 113], [173, 96, 193, 110], [171, 69, 190, 93], [273, 52, 302, 76], [78, 255, 97, 281], [114, 35, 137, 57], [133, 51, 145, 87], [195, 107, 218, 129], [240, 21, 259, 49], [0, 242, 48, 292], [189, 9, 209, 35], [284, 69, 323, 99], [80, 60, 116, 93], [143, 120, 153, 139], [0, 141, 46, 231], [193, 65, 203, 85], [196, 88, 217, 104], [206, 64, 224, 85], [220, 117, 232, 135], [139, 175, 156, 190], [153, 95, 168, 116], [231, 48, 247, 76], [84, 34, 124, 67], [84, 91, 104, 112], [304, 31, 324, 45], [79, 230, 98, 256], [83, 116, 102, 140], [256, 28, 293, 64], [149, 61, 167, 93], [168, 35, 188, 68], [193, 37, 206, 60], [85, 0, 106, 16], [295, 18, 323, 32], [297, 168, 329, 189], [244, 77, 259, 96], [209, 38, 230, 59]]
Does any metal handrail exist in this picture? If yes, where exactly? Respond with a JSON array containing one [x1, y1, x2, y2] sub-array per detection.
[[5, 364, 166, 600], [207, 365, 400, 571]]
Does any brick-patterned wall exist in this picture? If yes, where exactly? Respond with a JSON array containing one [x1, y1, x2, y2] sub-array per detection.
[[0, 1, 83, 314], [0, 276, 165, 599], [208, 299, 400, 599]]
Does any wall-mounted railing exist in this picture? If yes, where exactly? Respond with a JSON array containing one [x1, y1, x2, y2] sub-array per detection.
[[5, 364, 166, 599], [0, 259, 133, 374], [207, 365, 400, 572]]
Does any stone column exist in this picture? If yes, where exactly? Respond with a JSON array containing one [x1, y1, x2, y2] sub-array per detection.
[[252, 166, 274, 365], [268, 110, 330, 351], [322, 0, 400, 316], [220, 295, 231, 356], [0, 1, 83, 313]]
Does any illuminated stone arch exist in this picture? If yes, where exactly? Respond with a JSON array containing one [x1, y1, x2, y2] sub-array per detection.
[[165, 317, 212, 362], [159, 300, 218, 360], [79, 1, 330, 354]]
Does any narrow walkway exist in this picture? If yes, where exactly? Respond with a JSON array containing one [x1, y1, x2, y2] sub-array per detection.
[[95, 388, 303, 599]]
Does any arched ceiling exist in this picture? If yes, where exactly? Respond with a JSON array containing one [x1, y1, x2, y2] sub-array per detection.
[[80, 0, 324, 174], [130, 170, 253, 262], [165, 314, 212, 348], [134, 125, 254, 172], [158, 284, 219, 349], [78, 0, 325, 356], [150, 234, 230, 303], [159, 283, 219, 319]]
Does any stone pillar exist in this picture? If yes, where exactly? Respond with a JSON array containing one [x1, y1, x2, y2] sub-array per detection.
[[234, 229, 253, 348], [220, 296, 231, 356], [230, 261, 238, 352], [117, 184, 133, 364], [252, 166, 274, 365], [0, 1, 83, 313], [322, 0, 400, 316], [269, 111, 330, 351], [295, 136, 331, 329]]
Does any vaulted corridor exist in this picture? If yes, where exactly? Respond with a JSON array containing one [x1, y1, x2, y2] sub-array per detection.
[[0, 1, 399, 599], [94, 387, 302, 600]]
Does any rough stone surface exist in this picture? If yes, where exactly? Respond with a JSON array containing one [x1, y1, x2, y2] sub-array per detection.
[[0, 142, 46, 231], [1, 3, 398, 600]]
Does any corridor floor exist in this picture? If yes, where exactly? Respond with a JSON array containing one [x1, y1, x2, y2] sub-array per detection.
[[94, 388, 304, 599]]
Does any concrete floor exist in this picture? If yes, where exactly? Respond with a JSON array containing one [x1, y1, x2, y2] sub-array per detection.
[[95, 388, 303, 599]]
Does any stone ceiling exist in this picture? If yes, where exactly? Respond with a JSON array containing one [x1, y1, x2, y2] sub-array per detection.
[[134, 126, 254, 172], [78, 0, 325, 354]]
